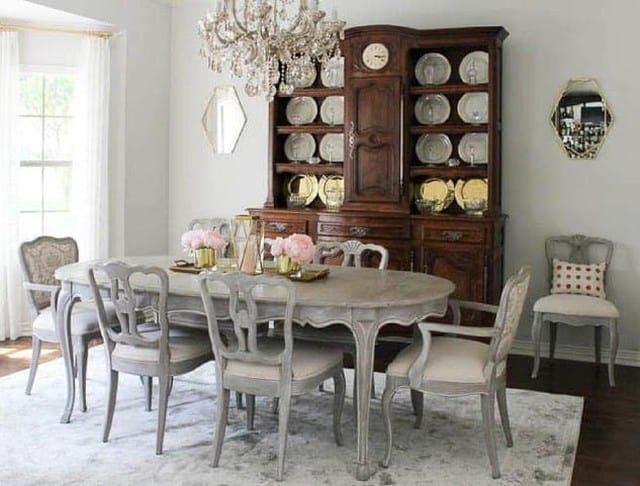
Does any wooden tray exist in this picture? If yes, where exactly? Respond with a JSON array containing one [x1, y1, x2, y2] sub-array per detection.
[[169, 262, 203, 274], [288, 267, 330, 282]]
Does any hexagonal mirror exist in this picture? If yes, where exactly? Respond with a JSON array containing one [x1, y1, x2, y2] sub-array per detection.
[[202, 86, 246, 154], [550, 78, 613, 159]]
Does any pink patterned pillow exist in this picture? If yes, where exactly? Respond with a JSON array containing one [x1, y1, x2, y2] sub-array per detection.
[[551, 258, 606, 298]]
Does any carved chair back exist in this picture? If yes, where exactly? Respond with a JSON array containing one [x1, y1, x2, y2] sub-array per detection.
[[199, 272, 296, 380], [88, 261, 170, 366], [486, 266, 531, 380], [314, 240, 389, 269], [19, 236, 78, 314], [545, 235, 614, 288], [188, 218, 233, 256]]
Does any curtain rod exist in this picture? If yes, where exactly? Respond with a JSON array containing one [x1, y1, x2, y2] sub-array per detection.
[[0, 23, 112, 39]]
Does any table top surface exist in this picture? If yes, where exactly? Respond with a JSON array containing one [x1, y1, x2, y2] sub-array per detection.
[[56, 255, 455, 310]]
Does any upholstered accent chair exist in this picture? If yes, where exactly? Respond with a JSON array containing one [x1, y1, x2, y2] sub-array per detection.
[[88, 261, 213, 454], [19, 236, 103, 411], [199, 271, 345, 481], [531, 235, 619, 386], [380, 266, 531, 479]]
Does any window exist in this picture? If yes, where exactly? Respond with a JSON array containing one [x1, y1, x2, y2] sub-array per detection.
[[18, 70, 76, 243]]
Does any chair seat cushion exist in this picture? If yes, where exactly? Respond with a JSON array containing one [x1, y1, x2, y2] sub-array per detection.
[[112, 332, 212, 364], [226, 338, 343, 382], [386, 337, 489, 384], [32, 301, 113, 341], [533, 294, 619, 318]]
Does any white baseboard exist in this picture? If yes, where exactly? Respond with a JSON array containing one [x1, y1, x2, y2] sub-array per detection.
[[510, 339, 640, 367]]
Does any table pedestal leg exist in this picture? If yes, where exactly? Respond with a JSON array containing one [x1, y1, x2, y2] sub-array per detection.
[[353, 321, 379, 481]]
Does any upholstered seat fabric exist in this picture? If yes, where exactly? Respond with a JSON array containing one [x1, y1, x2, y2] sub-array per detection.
[[32, 301, 114, 341], [387, 337, 490, 384], [533, 294, 619, 318], [226, 338, 343, 382], [112, 334, 212, 363]]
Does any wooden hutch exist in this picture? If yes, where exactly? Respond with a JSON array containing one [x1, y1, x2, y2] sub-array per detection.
[[250, 25, 508, 326]]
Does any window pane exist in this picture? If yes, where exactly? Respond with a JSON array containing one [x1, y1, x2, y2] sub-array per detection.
[[20, 74, 44, 116], [18, 117, 43, 160], [19, 166, 43, 211], [43, 166, 71, 211], [44, 211, 72, 238], [44, 75, 75, 116], [44, 117, 73, 160], [19, 212, 43, 243]]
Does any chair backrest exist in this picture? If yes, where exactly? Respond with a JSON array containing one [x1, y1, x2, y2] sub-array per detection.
[[199, 272, 296, 377], [88, 261, 170, 361], [313, 240, 389, 269], [486, 266, 531, 379], [545, 235, 613, 287], [19, 236, 78, 312]]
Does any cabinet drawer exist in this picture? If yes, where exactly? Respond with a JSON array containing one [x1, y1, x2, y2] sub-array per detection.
[[413, 220, 486, 244], [264, 219, 309, 236], [317, 214, 410, 240], [249, 209, 317, 239]]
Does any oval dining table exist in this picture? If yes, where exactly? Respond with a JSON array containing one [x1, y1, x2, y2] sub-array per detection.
[[54, 256, 455, 481]]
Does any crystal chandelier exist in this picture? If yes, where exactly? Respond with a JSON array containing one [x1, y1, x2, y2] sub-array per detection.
[[198, 0, 346, 101]]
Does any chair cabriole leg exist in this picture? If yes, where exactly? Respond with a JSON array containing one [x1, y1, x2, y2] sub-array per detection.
[[26, 336, 43, 395]]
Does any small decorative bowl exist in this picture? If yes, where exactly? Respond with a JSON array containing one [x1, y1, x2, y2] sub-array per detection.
[[415, 198, 445, 215], [287, 194, 307, 209], [463, 198, 487, 216], [306, 156, 321, 165], [325, 188, 344, 212]]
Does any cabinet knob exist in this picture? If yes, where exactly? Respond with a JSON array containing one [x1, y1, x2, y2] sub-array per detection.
[[269, 222, 290, 233], [441, 230, 463, 241], [349, 226, 369, 238]]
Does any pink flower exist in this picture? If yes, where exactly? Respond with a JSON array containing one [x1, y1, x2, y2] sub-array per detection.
[[283, 233, 315, 264], [270, 237, 286, 257], [203, 229, 227, 250], [181, 229, 203, 251]]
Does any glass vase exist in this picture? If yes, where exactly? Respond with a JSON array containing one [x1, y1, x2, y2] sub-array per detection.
[[277, 255, 301, 276], [194, 248, 215, 268]]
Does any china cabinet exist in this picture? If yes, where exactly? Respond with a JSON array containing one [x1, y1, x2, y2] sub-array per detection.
[[251, 25, 508, 330]]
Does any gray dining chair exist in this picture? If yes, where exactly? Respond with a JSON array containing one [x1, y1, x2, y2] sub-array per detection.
[[380, 266, 531, 479], [88, 261, 213, 454], [531, 235, 619, 385], [19, 236, 105, 412], [199, 271, 345, 481]]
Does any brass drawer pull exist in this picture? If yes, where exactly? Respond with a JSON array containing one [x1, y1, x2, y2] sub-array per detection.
[[350, 226, 369, 238], [269, 222, 290, 233], [441, 230, 463, 241]]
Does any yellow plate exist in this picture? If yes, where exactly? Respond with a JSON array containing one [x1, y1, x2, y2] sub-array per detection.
[[286, 174, 319, 206], [414, 178, 455, 210], [318, 175, 345, 205], [454, 178, 488, 209]]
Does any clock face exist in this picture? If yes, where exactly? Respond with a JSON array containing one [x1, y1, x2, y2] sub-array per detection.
[[362, 43, 389, 70]]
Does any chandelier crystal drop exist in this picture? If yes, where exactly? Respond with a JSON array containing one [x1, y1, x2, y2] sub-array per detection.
[[198, 0, 346, 101]]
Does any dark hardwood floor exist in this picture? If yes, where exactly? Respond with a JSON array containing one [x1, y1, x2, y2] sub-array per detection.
[[1, 338, 638, 485]]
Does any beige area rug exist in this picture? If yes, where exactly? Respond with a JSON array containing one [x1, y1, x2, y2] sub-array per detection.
[[0, 348, 582, 485]]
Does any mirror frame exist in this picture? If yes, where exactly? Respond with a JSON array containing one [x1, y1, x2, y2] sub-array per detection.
[[201, 85, 247, 155], [549, 78, 614, 159]]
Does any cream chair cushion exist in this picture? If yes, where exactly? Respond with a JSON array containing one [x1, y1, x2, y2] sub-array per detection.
[[32, 301, 114, 341], [387, 337, 489, 384], [113, 334, 212, 363], [226, 338, 343, 381], [533, 294, 619, 318]]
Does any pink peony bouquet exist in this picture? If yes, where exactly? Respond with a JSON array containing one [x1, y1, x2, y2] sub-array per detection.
[[181, 229, 227, 252], [270, 233, 315, 264]]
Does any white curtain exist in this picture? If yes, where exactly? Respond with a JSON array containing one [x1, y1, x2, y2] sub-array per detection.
[[72, 36, 111, 260], [0, 31, 26, 340]]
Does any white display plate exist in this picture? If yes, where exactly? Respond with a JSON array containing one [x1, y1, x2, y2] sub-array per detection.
[[284, 133, 316, 161], [415, 133, 453, 164], [320, 96, 344, 125], [285, 96, 318, 125], [457, 92, 489, 124], [458, 133, 488, 164], [414, 94, 451, 125], [321, 57, 344, 88], [319, 133, 344, 162], [459, 51, 489, 85], [415, 53, 451, 85]]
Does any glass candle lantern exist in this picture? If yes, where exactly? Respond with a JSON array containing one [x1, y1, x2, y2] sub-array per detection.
[[231, 214, 264, 274]]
